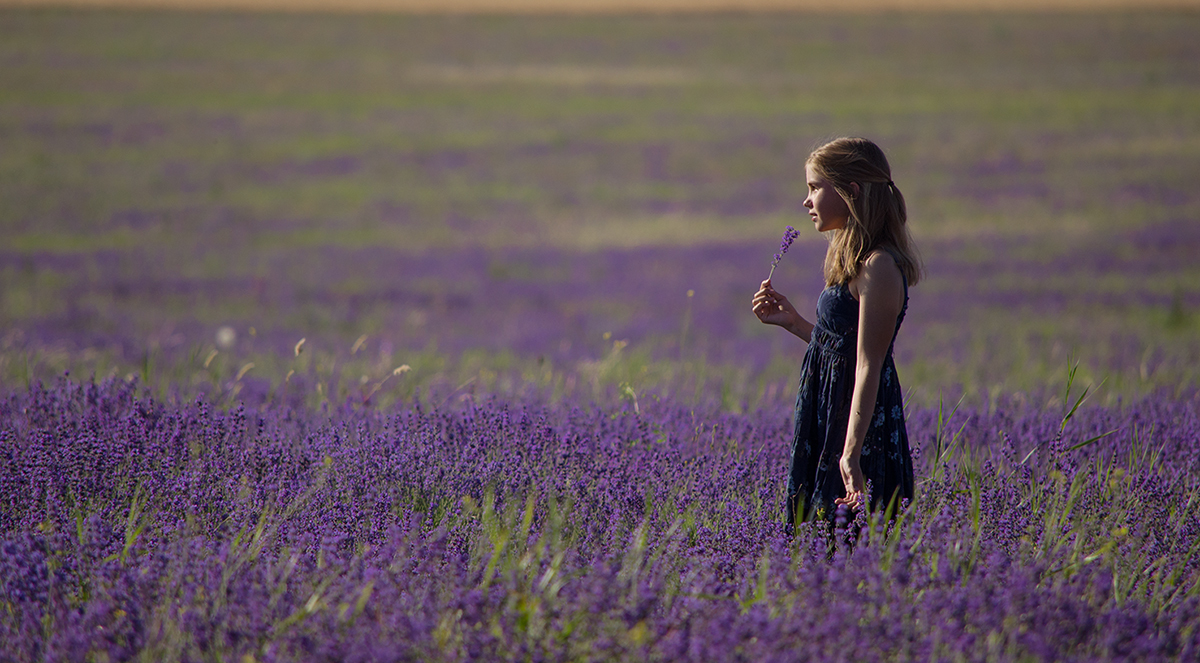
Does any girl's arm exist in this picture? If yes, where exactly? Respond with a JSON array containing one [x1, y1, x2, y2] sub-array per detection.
[[837, 252, 905, 507], [752, 279, 814, 343]]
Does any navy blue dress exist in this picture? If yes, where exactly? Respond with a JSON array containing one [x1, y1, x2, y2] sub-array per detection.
[[786, 264, 914, 525]]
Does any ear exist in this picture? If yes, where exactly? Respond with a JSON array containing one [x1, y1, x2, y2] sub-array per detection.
[[848, 182, 861, 200]]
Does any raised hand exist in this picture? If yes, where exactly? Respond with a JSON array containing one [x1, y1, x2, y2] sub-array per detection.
[[752, 279, 799, 329]]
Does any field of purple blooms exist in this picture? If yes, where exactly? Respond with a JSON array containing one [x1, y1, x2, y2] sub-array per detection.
[[3, 7, 1200, 661], [3, 376, 1200, 660]]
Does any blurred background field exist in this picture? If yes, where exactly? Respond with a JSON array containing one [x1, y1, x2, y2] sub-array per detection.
[[1, 7, 1198, 408], [9, 1, 1200, 10]]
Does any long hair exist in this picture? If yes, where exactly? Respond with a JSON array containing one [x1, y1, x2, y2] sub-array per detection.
[[807, 137, 922, 287]]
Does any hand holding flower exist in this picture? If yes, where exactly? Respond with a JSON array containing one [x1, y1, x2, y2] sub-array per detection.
[[752, 279, 797, 327]]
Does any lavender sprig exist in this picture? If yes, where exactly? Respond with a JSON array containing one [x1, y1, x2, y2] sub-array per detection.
[[767, 225, 800, 280]]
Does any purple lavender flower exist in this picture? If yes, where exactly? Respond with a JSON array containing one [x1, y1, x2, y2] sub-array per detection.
[[767, 226, 800, 280]]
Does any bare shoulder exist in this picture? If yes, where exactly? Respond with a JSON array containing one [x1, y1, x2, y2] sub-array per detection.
[[851, 250, 904, 310], [860, 250, 904, 285]]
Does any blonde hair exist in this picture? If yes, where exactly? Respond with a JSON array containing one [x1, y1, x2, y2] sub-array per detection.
[[807, 137, 922, 287]]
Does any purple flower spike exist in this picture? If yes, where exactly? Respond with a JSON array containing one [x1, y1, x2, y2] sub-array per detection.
[[767, 225, 800, 280]]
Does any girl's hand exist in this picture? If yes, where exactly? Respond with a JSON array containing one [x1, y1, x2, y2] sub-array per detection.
[[835, 454, 867, 510], [752, 280, 799, 329]]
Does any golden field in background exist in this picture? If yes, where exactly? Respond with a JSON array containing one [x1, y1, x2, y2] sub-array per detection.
[[2, 0, 1198, 12]]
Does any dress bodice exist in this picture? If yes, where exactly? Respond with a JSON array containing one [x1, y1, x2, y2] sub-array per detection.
[[810, 277, 908, 359]]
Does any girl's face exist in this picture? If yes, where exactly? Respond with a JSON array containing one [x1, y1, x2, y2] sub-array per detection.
[[804, 164, 851, 233]]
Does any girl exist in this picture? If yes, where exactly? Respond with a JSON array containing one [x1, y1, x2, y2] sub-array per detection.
[[752, 137, 921, 526]]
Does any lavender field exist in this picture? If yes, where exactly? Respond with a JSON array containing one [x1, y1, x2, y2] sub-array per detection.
[[2, 7, 1200, 661]]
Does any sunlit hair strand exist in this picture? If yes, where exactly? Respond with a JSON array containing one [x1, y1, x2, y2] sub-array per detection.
[[807, 137, 922, 287]]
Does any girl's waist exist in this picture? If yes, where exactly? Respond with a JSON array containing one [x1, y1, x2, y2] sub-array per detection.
[[811, 322, 898, 360], [810, 322, 856, 358]]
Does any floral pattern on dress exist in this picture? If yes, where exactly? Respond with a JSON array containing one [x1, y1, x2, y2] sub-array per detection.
[[786, 266, 914, 525]]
